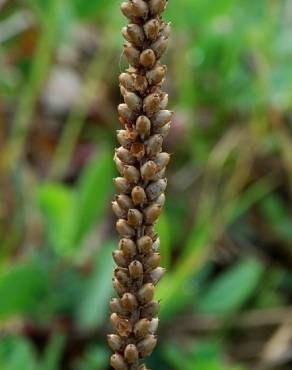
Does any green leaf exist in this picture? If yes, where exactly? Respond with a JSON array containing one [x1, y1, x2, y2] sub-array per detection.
[[0, 336, 38, 370], [197, 259, 264, 314], [40, 333, 66, 370], [0, 262, 48, 320], [37, 183, 75, 255], [76, 241, 115, 329], [72, 149, 114, 246]]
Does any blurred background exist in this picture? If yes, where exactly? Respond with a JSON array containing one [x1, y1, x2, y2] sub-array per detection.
[[0, 0, 292, 369]]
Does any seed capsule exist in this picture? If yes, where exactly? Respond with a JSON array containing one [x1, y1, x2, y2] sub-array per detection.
[[146, 65, 166, 85], [153, 122, 170, 137], [161, 22, 172, 38], [146, 179, 167, 200], [137, 283, 155, 304], [134, 318, 151, 337], [136, 116, 151, 140], [141, 300, 160, 318], [146, 267, 166, 285], [114, 267, 130, 285], [112, 278, 127, 296], [129, 260, 143, 278], [117, 130, 132, 147], [160, 92, 169, 109], [151, 36, 168, 58], [116, 147, 136, 165], [116, 194, 134, 211], [131, 186, 147, 205], [143, 93, 161, 115], [152, 110, 173, 128], [143, 204, 161, 224], [121, 2, 134, 20], [112, 201, 127, 219], [144, 19, 160, 40], [155, 192, 166, 206], [145, 225, 157, 239], [149, 0, 167, 15], [137, 335, 157, 357], [145, 135, 163, 157], [113, 250, 128, 268], [131, 0, 148, 18], [127, 208, 143, 227], [116, 219, 135, 238], [130, 142, 145, 161], [119, 238, 136, 258], [121, 292, 138, 310], [134, 74, 148, 94], [118, 103, 136, 123], [122, 24, 144, 48], [137, 236, 153, 254], [152, 237, 160, 252], [152, 167, 166, 182], [111, 313, 133, 337], [124, 91, 142, 112], [107, 334, 123, 352], [124, 44, 140, 67], [141, 161, 157, 180], [113, 177, 131, 194], [110, 298, 125, 314], [110, 353, 128, 370], [140, 49, 156, 68], [123, 165, 140, 184], [155, 153, 170, 170], [119, 72, 135, 91], [114, 154, 125, 175], [125, 344, 139, 364], [144, 253, 161, 271]]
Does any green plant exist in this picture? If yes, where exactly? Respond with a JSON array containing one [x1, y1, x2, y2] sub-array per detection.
[[108, 1, 172, 369]]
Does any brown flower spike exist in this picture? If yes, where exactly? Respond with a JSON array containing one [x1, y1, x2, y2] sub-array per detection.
[[109, 1, 172, 369]]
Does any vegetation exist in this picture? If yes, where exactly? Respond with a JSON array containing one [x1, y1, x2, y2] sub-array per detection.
[[0, 0, 291, 369]]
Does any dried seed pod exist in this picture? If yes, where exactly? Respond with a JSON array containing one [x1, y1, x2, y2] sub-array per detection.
[[116, 219, 136, 238], [149, 0, 167, 16], [118, 103, 136, 123], [113, 250, 128, 268], [146, 267, 166, 284], [152, 167, 166, 181], [113, 278, 127, 296], [144, 225, 157, 239], [112, 201, 127, 219], [137, 335, 157, 357], [113, 177, 131, 194], [110, 298, 125, 314], [148, 318, 159, 333], [137, 236, 153, 254], [131, 186, 147, 205], [124, 44, 140, 67], [134, 318, 151, 337], [140, 300, 160, 318], [108, 334, 124, 352], [152, 109, 173, 128], [134, 74, 148, 94], [117, 130, 133, 147], [153, 122, 170, 137], [110, 353, 128, 370], [137, 283, 155, 304], [130, 142, 145, 161], [136, 115, 151, 140], [161, 22, 172, 38], [141, 161, 157, 180], [143, 204, 161, 224], [117, 195, 134, 211], [111, 313, 133, 337], [122, 24, 145, 47], [127, 208, 143, 227], [123, 165, 140, 184], [119, 238, 136, 258], [143, 93, 161, 116], [114, 267, 130, 285], [121, 292, 138, 310], [145, 135, 163, 157], [145, 179, 167, 200], [144, 252, 161, 271], [152, 237, 160, 252], [124, 344, 139, 364], [146, 64, 166, 85], [140, 49, 156, 68], [160, 92, 169, 109], [124, 91, 142, 112], [114, 154, 125, 175], [121, 2, 134, 20], [131, 0, 148, 18], [155, 192, 166, 206], [154, 153, 170, 170], [116, 147, 136, 165], [119, 72, 135, 91], [144, 19, 160, 40], [151, 36, 168, 58], [129, 260, 143, 278]]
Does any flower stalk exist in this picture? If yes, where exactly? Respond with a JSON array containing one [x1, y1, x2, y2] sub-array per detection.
[[109, 1, 172, 369]]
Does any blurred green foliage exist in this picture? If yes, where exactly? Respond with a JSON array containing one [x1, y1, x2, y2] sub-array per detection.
[[0, 0, 291, 369]]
